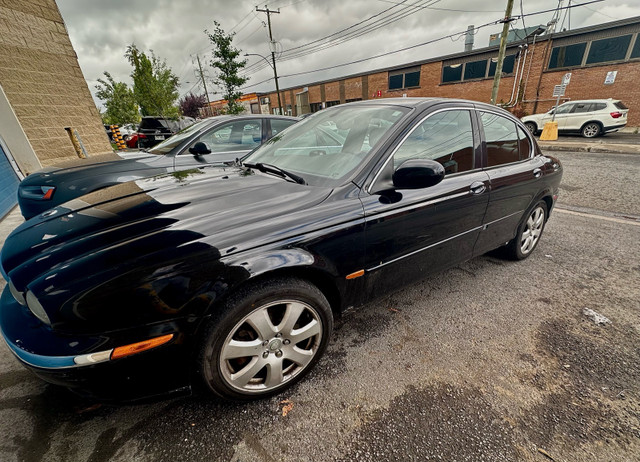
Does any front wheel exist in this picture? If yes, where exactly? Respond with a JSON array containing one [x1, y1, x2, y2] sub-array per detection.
[[503, 201, 548, 260], [581, 122, 601, 138], [197, 278, 333, 400]]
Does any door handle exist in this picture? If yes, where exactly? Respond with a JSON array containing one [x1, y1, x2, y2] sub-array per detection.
[[470, 181, 486, 195], [533, 168, 542, 178]]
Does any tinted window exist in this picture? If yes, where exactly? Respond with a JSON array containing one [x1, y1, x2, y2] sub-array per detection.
[[270, 119, 296, 136], [488, 54, 516, 76], [614, 101, 628, 110], [404, 71, 421, 88], [389, 74, 403, 90], [571, 103, 592, 113], [393, 110, 474, 174], [196, 120, 263, 152], [632, 36, 640, 58], [593, 103, 607, 111], [586, 35, 632, 64], [480, 112, 519, 167], [140, 118, 170, 130], [517, 126, 532, 159], [464, 59, 487, 80], [442, 64, 462, 82], [548, 43, 587, 69]]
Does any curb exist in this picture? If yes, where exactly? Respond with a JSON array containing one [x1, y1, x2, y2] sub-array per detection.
[[538, 142, 640, 154]]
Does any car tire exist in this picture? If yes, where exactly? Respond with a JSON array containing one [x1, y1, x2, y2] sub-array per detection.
[[581, 122, 601, 138], [502, 200, 548, 261], [197, 277, 333, 400], [524, 122, 537, 135]]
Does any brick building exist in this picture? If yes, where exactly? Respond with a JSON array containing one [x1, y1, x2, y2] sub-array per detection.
[[261, 16, 640, 128], [0, 0, 111, 217]]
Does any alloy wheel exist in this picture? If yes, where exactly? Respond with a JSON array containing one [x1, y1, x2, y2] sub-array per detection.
[[582, 123, 600, 138], [520, 206, 545, 255], [219, 300, 323, 394]]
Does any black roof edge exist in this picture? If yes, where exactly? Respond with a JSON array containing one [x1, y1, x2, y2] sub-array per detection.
[[256, 15, 640, 96]]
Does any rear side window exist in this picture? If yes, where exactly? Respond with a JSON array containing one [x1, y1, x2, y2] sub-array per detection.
[[614, 101, 628, 110], [393, 110, 474, 174], [480, 112, 520, 167], [571, 103, 592, 113], [593, 103, 607, 111], [517, 126, 532, 159]]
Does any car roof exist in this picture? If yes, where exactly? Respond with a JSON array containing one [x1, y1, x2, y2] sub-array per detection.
[[559, 99, 621, 104]]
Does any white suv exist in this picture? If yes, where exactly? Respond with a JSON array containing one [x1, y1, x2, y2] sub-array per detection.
[[521, 99, 629, 138]]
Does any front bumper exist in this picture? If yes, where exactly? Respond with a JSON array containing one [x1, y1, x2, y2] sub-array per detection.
[[0, 287, 194, 401]]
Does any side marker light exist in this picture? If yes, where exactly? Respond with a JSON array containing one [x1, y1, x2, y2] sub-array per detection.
[[110, 334, 174, 360]]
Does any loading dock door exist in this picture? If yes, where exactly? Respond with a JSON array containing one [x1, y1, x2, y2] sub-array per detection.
[[0, 142, 20, 219]]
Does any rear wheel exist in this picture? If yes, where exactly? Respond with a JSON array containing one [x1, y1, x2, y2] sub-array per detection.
[[524, 122, 537, 135], [581, 122, 601, 138], [198, 278, 333, 400], [503, 201, 548, 260]]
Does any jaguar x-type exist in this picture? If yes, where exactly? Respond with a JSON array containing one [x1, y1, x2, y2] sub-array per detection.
[[0, 98, 562, 401]]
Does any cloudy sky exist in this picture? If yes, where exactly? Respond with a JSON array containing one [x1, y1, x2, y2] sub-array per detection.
[[55, 0, 640, 109]]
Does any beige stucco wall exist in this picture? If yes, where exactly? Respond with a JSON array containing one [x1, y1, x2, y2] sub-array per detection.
[[0, 0, 112, 168]]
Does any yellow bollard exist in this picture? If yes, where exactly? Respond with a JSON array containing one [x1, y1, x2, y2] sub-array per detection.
[[540, 121, 558, 141]]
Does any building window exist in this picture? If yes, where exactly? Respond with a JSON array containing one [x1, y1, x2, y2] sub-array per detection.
[[345, 98, 362, 103], [310, 102, 323, 112], [548, 42, 587, 69], [488, 54, 516, 76], [464, 59, 488, 80], [586, 35, 632, 64], [442, 64, 463, 82], [632, 36, 640, 59], [388, 66, 421, 90], [325, 100, 340, 108]]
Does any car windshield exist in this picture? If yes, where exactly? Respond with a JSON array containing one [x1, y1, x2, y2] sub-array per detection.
[[147, 119, 213, 155], [243, 105, 409, 187]]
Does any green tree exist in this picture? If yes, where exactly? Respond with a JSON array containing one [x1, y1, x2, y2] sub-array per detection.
[[125, 44, 180, 118], [206, 21, 248, 114], [95, 72, 139, 125]]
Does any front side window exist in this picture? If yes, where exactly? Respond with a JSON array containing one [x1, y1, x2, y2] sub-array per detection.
[[270, 119, 296, 136], [480, 112, 520, 167], [244, 105, 409, 187], [147, 119, 212, 155], [393, 110, 474, 174], [193, 120, 262, 153]]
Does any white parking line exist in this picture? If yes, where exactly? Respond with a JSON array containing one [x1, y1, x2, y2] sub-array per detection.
[[555, 207, 640, 227]]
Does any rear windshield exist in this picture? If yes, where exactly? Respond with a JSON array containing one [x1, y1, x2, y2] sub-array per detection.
[[139, 118, 171, 130], [614, 101, 628, 110]]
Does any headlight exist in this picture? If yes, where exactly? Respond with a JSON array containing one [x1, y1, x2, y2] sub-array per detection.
[[8, 281, 26, 305], [25, 291, 51, 325]]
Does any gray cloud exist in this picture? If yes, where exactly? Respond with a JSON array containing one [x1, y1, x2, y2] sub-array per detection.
[[55, 0, 639, 108]]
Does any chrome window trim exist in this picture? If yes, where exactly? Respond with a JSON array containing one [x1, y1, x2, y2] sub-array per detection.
[[367, 106, 476, 194]]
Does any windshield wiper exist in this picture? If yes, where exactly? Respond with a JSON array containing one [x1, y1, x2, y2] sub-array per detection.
[[243, 162, 305, 185]]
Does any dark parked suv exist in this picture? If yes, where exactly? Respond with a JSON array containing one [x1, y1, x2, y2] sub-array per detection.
[[137, 116, 196, 148]]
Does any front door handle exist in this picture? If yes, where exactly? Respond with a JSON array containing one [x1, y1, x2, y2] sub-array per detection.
[[533, 168, 542, 178], [470, 181, 486, 195]]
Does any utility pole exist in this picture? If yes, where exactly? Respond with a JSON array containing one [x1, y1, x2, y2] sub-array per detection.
[[256, 5, 283, 114], [490, 0, 515, 105], [195, 54, 213, 117]]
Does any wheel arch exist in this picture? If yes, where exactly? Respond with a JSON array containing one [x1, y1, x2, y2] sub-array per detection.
[[580, 120, 603, 134]]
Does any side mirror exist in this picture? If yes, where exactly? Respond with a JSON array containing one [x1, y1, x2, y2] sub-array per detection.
[[189, 142, 211, 155], [392, 159, 445, 190]]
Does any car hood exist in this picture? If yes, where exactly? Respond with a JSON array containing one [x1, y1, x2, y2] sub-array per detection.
[[2, 166, 333, 289], [22, 152, 164, 185]]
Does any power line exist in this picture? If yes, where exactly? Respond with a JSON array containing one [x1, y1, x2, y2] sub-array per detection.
[[240, 0, 605, 91]]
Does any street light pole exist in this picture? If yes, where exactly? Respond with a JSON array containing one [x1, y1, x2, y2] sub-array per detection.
[[256, 6, 283, 114]]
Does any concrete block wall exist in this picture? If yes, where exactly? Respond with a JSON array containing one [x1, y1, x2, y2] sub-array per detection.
[[0, 0, 111, 169]]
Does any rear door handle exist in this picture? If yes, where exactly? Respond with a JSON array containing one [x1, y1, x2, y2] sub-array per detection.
[[470, 181, 486, 195], [533, 168, 542, 178]]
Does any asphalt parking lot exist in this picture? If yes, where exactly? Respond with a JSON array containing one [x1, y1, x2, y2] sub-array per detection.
[[0, 148, 639, 462]]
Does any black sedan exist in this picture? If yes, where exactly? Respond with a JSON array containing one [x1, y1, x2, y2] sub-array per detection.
[[17, 114, 298, 219], [0, 98, 562, 401]]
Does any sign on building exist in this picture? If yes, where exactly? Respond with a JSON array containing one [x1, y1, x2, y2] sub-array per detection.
[[604, 71, 617, 85]]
